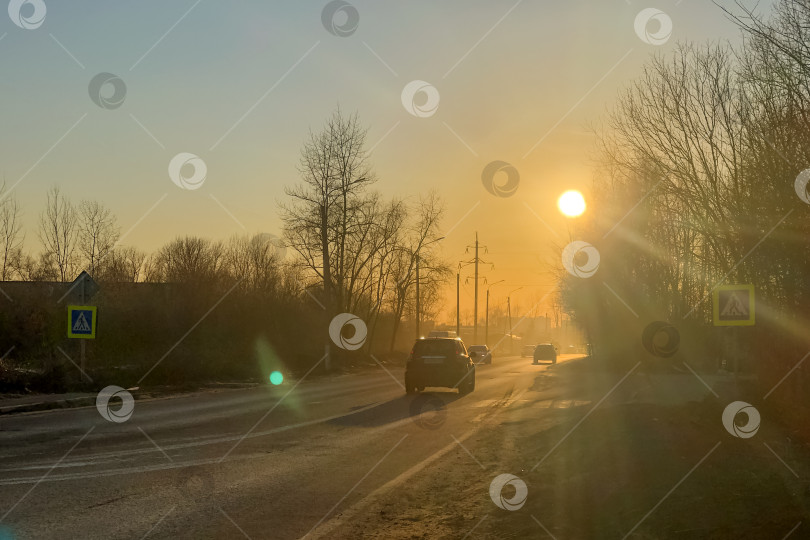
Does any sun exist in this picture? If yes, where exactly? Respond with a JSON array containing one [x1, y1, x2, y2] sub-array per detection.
[[557, 190, 586, 217]]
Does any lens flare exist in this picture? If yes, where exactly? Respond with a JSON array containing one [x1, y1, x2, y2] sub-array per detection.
[[269, 371, 284, 385]]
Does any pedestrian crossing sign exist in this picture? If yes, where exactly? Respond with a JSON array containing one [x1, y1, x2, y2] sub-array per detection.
[[713, 285, 754, 326], [68, 306, 97, 339]]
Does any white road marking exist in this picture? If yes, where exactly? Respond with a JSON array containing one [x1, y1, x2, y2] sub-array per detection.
[[1, 359, 534, 485], [307, 389, 527, 539]]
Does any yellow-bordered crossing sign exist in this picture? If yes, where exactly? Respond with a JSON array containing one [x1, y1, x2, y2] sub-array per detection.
[[713, 285, 754, 326], [67, 305, 97, 339]]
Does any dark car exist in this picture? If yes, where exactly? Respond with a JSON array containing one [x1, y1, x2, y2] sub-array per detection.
[[521, 345, 535, 358], [533, 343, 557, 365], [405, 337, 476, 395], [468, 345, 492, 364]]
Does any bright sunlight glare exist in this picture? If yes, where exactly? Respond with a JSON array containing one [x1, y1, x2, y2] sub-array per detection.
[[557, 190, 586, 217]]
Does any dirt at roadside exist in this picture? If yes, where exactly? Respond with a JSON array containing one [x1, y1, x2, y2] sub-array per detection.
[[327, 357, 810, 539], [0, 382, 261, 415]]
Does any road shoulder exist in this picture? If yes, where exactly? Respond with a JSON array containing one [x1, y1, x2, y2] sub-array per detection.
[[321, 356, 810, 539]]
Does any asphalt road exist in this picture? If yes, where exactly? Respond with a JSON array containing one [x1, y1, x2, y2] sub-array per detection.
[[0, 353, 582, 539]]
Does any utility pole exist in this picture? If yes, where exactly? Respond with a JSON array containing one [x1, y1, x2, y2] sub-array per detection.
[[457, 259, 474, 341], [414, 236, 444, 340], [415, 254, 420, 339], [80, 278, 87, 381], [507, 296, 512, 355], [563, 318, 567, 348], [507, 287, 523, 355], [474, 232, 479, 343], [456, 272, 460, 336], [485, 279, 504, 345], [465, 232, 489, 345], [485, 288, 489, 345], [320, 203, 333, 371]]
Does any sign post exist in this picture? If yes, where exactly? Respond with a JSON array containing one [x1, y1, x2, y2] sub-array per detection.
[[67, 306, 97, 339], [713, 284, 755, 326], [713, 284, 754, 377], [67, 271, 99, 382]]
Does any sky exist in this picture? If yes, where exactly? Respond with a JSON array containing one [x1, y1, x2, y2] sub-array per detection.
[[0, 0, 769, 322]]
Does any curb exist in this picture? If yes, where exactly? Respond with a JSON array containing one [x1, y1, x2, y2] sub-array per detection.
[[0, 395, 97, 415], [0, 384, 262, 416]]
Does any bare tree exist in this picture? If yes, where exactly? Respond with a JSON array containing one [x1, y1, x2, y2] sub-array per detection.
[[78, 200, 119, 275], [17, 252, 59, 282], [281, 109, 375, 316], [224, 234, 283, 292], [96, 246, 147, 282], [352, 197, 406, 347], [563, 1, 810, 372], [387, 191, 448, 351], [281, 109, 378, 368], [38, 186, 78, 281], [148, 236, 225, 284], [0, 182, 24, 280]]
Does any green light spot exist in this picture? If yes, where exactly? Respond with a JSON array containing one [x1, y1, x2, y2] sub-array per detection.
[[269, 371, 283, 385]]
